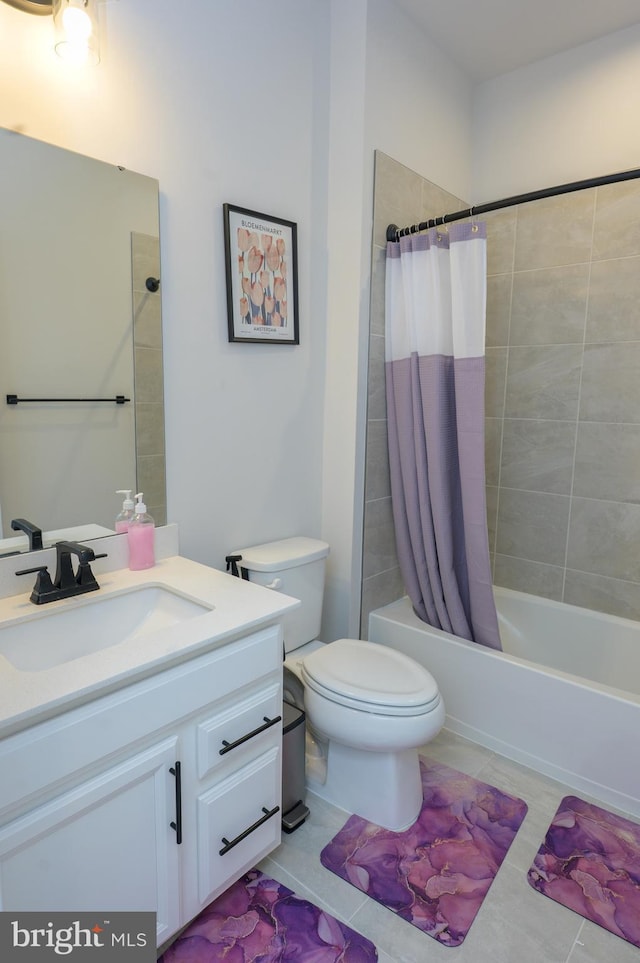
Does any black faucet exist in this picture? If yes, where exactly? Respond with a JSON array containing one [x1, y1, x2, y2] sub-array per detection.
[[11, 518, 43, 551], [16, 541, 107, 605]]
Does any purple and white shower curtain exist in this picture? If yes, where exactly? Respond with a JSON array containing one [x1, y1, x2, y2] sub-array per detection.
[[385, 222, 501, 650]]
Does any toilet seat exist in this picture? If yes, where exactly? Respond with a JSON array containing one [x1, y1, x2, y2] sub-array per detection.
[[300, 638, 441, 717]]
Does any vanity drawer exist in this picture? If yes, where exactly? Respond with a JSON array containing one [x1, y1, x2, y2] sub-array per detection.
[[196, 682, 281, 780], [0, 625, 282, 817], [193, 745, 281, 910]]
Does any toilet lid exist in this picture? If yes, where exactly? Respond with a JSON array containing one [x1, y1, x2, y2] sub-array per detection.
[[300, 639, 440, 716]]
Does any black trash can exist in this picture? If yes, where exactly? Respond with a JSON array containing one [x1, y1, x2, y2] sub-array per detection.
[[281, 701, 309, 833]]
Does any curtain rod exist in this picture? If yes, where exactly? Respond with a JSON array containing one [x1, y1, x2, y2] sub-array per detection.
[[386, 166, 640, 242]]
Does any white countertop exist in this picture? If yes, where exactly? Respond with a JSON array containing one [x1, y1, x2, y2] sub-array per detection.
[[0, 554, 299, 738]]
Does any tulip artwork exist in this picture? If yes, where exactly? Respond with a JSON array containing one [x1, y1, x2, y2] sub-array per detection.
[[223, 203, 299, 344]]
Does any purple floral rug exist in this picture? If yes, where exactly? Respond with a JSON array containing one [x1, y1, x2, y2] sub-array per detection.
[[320, 757, 527, 947], [527, 795, 640, 948], [158, 869, 378, 962]]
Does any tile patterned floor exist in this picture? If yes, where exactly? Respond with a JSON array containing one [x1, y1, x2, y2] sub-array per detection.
[[258, 729, 640, 963]]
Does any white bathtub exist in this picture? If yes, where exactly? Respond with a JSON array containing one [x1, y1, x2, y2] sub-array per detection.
[[368, 587, 640, 818]]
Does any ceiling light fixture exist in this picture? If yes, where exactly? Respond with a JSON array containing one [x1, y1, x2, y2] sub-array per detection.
[[1, 0, 52, 14], [1, 0, 100, 65]]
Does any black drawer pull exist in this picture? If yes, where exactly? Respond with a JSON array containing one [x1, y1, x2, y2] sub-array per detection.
[[219, 714, 282, 756], [219, 805, 280, 856], [169, 761, 182, 844]]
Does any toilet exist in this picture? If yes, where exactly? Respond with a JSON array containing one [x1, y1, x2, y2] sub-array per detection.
[[234, 536, 445, 831]]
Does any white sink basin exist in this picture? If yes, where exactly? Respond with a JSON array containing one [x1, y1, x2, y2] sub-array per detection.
[[0, 586, 213, 672]]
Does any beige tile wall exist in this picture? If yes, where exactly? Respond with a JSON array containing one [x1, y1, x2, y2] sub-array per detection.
[[363, 153, 640, 630], [131, 232, 167, 526], [486, 179, 640, 620]]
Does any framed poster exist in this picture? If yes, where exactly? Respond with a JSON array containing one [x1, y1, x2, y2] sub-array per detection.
[[223, 203, 299, 344]]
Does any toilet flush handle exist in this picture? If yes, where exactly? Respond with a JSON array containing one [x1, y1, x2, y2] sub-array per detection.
[[264, 577, 283, 590]]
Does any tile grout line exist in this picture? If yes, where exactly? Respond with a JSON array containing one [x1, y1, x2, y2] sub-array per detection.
[[565, 919, 587, 962], [264, 850, 372, 924], [560, 189, 597, 602]]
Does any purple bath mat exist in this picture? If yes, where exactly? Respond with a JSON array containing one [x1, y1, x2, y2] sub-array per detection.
[[527, 795, 640, 948], [320, 757, 527, 947], [158, 868, 378, 962]]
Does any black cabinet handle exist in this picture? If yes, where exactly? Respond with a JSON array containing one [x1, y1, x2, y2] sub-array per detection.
[[219, 805, 280, 855], [169, 761, 182, 844], [219, 714, 282, 756]]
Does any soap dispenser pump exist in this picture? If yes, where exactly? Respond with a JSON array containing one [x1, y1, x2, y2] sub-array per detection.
[[115, 490, 135, 533], [127, 493, 155, 570]]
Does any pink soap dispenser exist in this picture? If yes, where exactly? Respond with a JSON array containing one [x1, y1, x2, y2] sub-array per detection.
[[127, 492, 155, 570]]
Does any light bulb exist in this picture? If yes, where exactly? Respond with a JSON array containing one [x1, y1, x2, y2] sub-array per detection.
[[61, 6, 92, 43], [53, 0, 100, 65]]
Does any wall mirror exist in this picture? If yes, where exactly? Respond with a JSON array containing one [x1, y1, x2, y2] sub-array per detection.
[[0, 128, 166, 554]]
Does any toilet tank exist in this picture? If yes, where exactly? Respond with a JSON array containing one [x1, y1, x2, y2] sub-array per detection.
[[233, 537, 329, 654]]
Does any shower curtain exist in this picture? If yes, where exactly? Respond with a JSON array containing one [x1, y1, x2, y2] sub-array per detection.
[[385, 222, 501, 650]]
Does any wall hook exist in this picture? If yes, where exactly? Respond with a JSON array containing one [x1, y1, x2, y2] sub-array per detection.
[[145, 277, 160, 293]]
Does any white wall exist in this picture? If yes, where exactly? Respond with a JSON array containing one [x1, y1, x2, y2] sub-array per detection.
[[319, 0, 474, 639], [365, 0, 473, 203], [0, 1, 330, 577], [472, 23, 640, 201], [320, 1, 368, 640]]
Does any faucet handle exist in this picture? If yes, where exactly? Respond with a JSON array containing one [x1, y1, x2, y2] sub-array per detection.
[[75, 553, 107, 589], [15, 565, 56, 605], [15, 564, 48, 577]]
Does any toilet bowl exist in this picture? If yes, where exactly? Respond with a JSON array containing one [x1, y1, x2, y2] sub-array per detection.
[[289, 639, 444, 829], [232, 537, 445, 831]]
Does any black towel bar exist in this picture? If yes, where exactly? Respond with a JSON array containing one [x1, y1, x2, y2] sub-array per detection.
[[7, 394, 130, 405]]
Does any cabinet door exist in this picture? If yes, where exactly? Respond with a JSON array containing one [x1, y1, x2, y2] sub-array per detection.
[[184, 745, 281, 919], [0, 738, 181, 945]]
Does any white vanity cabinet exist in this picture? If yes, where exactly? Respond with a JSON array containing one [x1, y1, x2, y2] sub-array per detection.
[[0, 736, 182, 940], [0, 623, 283, 946]]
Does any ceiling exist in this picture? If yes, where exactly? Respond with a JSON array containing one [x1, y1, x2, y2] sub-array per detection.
[[392, 0, 640, 81]]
